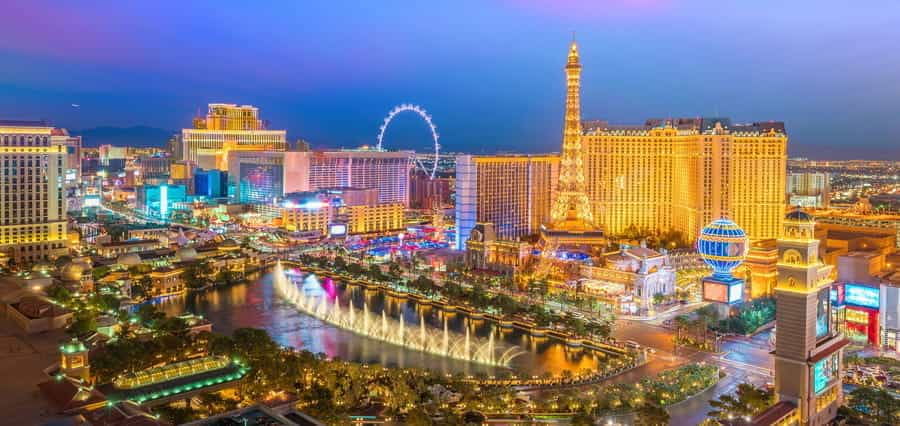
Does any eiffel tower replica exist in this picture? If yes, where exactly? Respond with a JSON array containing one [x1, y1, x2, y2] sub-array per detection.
[[540, 40, 606, 259]]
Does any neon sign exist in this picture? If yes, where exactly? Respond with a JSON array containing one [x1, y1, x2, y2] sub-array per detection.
[[814, 353, 839, 394], [844, 284, 879, 309]]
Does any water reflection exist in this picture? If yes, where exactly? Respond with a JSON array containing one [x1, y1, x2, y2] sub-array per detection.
[[157, 270, 613, 376]]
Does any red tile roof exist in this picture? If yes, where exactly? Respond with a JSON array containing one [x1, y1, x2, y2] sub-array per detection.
[[752, 401, 797, 426]]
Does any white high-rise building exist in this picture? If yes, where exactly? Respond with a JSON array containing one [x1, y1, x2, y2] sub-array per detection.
[[0, 121, 68, 263], [227, 149, 412, 207], [289, 150, 412, 206], [787, 172, 830, 208]]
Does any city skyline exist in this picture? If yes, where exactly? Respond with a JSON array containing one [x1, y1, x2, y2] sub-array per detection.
[[3, 1, 900, 159]]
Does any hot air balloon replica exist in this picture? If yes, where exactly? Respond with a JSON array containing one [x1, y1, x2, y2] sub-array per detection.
[[697, 218, 748, 309]]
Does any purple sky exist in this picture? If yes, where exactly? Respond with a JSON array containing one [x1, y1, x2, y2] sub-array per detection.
[[2, 1, 899, 159]]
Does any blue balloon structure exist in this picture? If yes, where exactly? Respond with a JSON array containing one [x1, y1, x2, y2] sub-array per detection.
[[697, 218, 748, 278]]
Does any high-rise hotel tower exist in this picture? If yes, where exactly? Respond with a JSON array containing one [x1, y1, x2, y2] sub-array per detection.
[[573, 44, 787, 241], [182, 104, 287, 171], [456, 155, 559, 250], [0, 121, 68, 263]]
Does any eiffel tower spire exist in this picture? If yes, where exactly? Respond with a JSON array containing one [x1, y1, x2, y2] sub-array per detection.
[[549, 39, 595, 229]]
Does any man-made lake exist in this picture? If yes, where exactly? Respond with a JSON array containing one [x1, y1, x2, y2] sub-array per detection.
[[158, 269, 615, 377]]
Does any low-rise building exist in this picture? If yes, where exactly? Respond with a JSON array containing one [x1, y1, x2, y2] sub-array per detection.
[[148, 266, 185, 296], [580, 245, 676, 314], [96, 239, 164, 258], [464, 223, 532, 273], [3, 295, 73, 334], [831, 251, 900, 351], [815, 209, 900, 249], [344, 203, 404, 235]]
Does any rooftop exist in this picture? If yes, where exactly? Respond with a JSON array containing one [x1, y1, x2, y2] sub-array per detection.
[[100, 356, 248, 405], [0, 119, 51, 127], [751, 401, 797, 426]]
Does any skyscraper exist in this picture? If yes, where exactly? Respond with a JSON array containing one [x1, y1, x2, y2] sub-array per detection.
[[0, 121, 68, 263], [569, 44, 787, 242], [455, 154, 558, 250], [182, 104, 287, 170], [583, 119, 787, 242]]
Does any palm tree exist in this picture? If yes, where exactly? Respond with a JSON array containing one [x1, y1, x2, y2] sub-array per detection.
[[707, 383, 773, 421], [634, 404, 670, 426]]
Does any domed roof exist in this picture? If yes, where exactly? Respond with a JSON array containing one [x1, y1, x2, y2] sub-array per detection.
[[697, 218, 748, 276], [61, 261, 90, 281], [117, 253, 142, 267], [218, 239, 240, 251], [785, 207, 814, 223], [31, 261, 53, 272], [176, 247, 198, 262]]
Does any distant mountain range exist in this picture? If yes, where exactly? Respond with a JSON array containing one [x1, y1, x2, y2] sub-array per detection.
[[71, 126, 175, 147]]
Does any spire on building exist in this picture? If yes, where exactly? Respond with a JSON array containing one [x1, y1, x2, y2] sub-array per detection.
[[568, 38, 579, 65], [540, 40, 605, 254]]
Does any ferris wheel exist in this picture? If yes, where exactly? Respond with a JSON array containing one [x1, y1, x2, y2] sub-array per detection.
[[376, 104, 441, 179]]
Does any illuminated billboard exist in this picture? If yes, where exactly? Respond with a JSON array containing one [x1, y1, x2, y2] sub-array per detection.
[[329, 224, 347, 237], [703, 281, 728, 303], [844, 284, 879, 309], [83, 195, 100, 208], [703, 279, 743, 304], [814, 353, 839, 394], [816, 288, 831, 339], [239, 164, 284, 204], [728, 282, 743, 303]]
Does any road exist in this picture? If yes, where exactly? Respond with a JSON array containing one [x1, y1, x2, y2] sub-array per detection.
[[612, 318, 774, 425]]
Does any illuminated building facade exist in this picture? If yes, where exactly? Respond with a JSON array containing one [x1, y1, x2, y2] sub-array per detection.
[[228, 151, 292, 204], [770, 207, 846, 425], [137, 184, 187, 218], [0, 121, 68, 263], [464, 223, 533, 273], [743, 239, 779, 299], [787, 172, 830, 208], [139, 155, 172, 183], [344, 203, 404, 234], [51, 128, 81, 185], [228, 149, 410, 209], [583, 118, 787, 242], [279, 187, 403, 235], [60, 338, 90, 382], [182, 104, 287, 170], [579, 245, 676, 314], [281, 205, 331, 234], [410, 169, 453, 210], [830, 251, 900, 351], [291, 150, 412, 206], [193, 169, 228, 198], [814, 209, 900, 249], [455, 154, 559, 250]]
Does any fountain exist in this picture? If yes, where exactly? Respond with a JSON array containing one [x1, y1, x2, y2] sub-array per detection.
[[273, 262, 523, 366]]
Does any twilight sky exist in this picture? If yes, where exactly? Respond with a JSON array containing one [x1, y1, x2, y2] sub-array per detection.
[[2, 1, 900, 159]]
